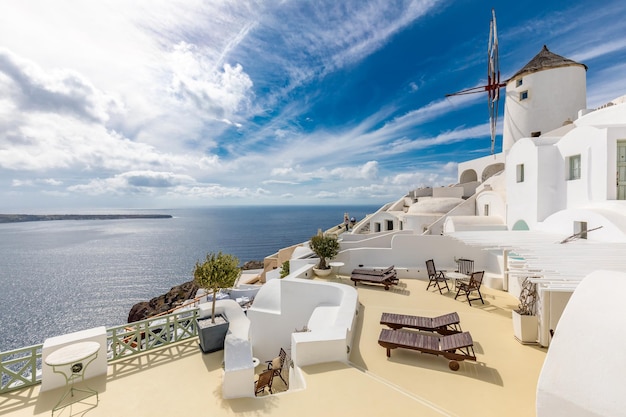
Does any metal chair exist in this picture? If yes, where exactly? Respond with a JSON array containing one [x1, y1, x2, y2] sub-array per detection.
[[425, 259, 449, 294], [455, 271, 485, 306], [456, 258, 474, 275]]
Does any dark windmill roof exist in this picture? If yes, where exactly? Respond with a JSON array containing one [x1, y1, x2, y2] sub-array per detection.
[[508, 45, 587, 82]]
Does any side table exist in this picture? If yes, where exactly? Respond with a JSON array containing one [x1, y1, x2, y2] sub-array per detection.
[[45, 341, 100, 415], [328, 261, 345, 274]]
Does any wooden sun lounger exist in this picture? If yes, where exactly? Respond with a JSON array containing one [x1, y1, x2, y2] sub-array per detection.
[[350, 266, 398, 290], [378, 328, 476, 371], [380, 312, 461, 335]]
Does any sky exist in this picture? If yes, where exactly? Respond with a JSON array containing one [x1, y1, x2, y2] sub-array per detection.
[[1, 0, 626, 211]]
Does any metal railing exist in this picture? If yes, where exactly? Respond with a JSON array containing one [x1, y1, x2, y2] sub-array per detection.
[[1, 308, 199, 394], [0, 344, 42, 393]]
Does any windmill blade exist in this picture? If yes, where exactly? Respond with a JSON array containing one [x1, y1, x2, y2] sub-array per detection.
[[445, 8, 505, 155], [487, 8, 500, 154]]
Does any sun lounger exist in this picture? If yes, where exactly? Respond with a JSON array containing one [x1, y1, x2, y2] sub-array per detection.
[[378, 328, 476, 371], [351, 265, 395, 276], [380, 312, 461, 335], [350, 266, 398, 290]]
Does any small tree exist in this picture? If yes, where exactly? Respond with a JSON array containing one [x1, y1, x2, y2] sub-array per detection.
[[280, 260, 290, 278], [193, 252, 241, 323], [309, 232, 340, 270]]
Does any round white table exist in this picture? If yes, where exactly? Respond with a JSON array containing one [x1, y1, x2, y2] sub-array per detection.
[[443, 271, 469, 289], [329, 261, 345, 274], [45, 341, 100, 415]]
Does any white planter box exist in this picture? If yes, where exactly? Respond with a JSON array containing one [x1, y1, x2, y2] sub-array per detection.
[[512, 310, 538, 344]]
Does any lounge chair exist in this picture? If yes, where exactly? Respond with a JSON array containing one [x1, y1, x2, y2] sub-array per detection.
[[350, 266, 399, 291], [455, 271, 485, 306], [265, 347, 287, 385], [378, 328, 476, 371], [380, 312, 461, 335], [425, 259, 449, 294], [255, 369, 274, 396]]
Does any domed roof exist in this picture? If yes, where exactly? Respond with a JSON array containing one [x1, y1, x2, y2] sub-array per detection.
[[508, 45, 587, 82], [406, 197, 463, 214]]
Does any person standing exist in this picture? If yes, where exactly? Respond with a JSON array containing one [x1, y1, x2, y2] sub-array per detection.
[[344, 213, 349, 231]]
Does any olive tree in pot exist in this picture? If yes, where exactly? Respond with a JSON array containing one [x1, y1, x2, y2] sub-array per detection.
[[512, 276, 538, 344], [309, 232, 340, 277], [193, 251, 241, 353]]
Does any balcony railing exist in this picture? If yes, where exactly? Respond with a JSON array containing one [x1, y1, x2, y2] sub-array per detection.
[[1, 308, 199, 394]]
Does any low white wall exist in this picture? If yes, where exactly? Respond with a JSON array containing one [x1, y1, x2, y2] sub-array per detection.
[[198, 300, 254, 399], [247, 277, 358, 377], [332, 235, 494, 281], [41, 326, 107, 392]]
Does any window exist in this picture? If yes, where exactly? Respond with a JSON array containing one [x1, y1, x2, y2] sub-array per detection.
[[568, 154, 581, 180], [516, 78, 523, 87], [386, 220, 394, 231], [519, 90, 529, 101], [484, 204, 490, 216], [516, 164, 525, 182]]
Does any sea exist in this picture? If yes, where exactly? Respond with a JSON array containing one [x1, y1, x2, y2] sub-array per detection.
[[0, 205, 379, 352]]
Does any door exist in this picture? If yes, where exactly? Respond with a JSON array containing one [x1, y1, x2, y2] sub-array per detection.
[[618, 141, 626, 199]]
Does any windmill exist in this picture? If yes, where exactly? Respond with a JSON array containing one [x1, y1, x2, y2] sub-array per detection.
[[446, 9, 505, 154]]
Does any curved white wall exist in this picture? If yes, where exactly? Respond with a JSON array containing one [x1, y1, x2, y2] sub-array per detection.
[[503, 66, 586, 151], [537, 271, 626, 417]]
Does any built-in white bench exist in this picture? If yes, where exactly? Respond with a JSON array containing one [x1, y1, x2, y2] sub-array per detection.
[[307, 305, 340, 331]]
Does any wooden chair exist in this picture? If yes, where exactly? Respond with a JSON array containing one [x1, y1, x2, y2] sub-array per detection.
[[255, 369, 274, 396], [266, 347, 288, 385], [456, 258, 474, 275], [455, 271, 485, 306], [425, 259, 449, 294], [380, 312, 461, 335]]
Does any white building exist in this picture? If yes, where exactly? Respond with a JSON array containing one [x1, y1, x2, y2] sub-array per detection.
[[337, 45, 626, 345]]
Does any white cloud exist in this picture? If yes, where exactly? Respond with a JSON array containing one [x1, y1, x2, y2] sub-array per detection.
[[167, 42, 254, 122]]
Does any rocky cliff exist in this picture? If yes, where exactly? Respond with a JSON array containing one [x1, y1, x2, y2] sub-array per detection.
[[127, 280, 199, 323], [127, 260, 264, 322]]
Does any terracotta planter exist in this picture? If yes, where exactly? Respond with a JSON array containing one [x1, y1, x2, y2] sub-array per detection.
[[512, 310, 538, 344]]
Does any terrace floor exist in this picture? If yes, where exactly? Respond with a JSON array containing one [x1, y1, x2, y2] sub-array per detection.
[[1, 275, 546, 417]]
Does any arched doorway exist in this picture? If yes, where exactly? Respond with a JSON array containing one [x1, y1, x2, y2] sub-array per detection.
[[460, 169, 478, 183], [512, 220, 529, 230], [482, 163, 505, 181]]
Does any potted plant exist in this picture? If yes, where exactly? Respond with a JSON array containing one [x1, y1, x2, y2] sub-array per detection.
[[309, 232, 340, 277], [512, 276, 538, 344], [193, 251, 241, 353]]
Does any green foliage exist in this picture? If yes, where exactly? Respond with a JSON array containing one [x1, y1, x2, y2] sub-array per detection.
[[280, 260, 290, 278], [309, 233, 340, 270], [194, 252, 241, 323]]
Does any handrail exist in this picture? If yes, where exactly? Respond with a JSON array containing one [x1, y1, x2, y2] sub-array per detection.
[[1, 308, 200, 393], [0, 344, 42, 393]]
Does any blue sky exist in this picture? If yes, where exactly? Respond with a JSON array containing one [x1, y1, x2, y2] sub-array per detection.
[[1, 0, 625, 211]]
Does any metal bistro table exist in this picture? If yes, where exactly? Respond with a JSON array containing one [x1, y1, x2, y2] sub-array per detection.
[[443, 270, 469, 291], [45, 341, 100, 415]]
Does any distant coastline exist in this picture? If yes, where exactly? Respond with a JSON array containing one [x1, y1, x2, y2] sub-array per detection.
[[0, 214, 173, 223]]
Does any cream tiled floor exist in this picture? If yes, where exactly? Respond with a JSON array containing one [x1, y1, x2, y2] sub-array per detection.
[[1, 277, 546, 417]]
